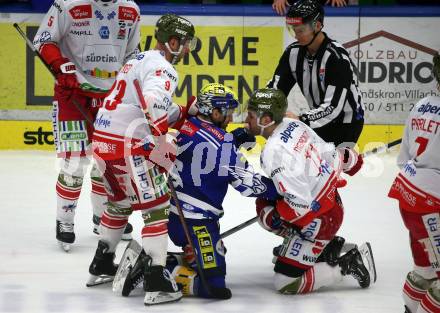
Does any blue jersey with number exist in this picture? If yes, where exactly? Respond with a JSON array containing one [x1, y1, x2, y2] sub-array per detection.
[[170, 117, 278, 220]]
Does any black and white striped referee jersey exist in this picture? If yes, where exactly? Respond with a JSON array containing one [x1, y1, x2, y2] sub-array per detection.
[[267, 33, 364, 130]]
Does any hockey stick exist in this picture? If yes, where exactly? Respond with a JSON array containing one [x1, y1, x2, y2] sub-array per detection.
[[13, 23, 94, 126], [361, 138, 402, 158], [132, 79, 212, 297], [220, 216, 258, 239], [220, 138, 403, 240]]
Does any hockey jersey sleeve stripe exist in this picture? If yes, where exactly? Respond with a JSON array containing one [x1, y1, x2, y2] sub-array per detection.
[[175, 191, 223, 216], [315, 171, 337, 201], [397, 173, 430, 198], [198, 129, 221, 149], [94, 129, 126, 140]]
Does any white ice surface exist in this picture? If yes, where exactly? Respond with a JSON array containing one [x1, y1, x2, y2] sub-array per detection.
[[0, 149, 411, 313]]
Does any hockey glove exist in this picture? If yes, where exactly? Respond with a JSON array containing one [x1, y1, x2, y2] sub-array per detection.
[[231, 127, 256, 151], [185, 95, 198, 116], [48, 56, 79, 92], [338, 148, 363, 176], [169, 96, 198, 130], [148, 133, 177, 172], [256, 198, 289, 237]]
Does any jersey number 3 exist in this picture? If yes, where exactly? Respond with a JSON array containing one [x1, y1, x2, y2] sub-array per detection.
[[104, 80, 127, 111]]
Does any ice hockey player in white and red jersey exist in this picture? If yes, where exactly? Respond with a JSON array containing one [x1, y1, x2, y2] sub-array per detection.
[[86, 14, 197, 306], [245, 88, 376, 294], [111, 83, 279, 300], [33, 0, 141, 251], [388, 53, 440, 313]]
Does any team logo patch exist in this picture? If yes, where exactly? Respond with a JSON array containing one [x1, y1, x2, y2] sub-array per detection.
[[35, 31, 51, 45], [118, 6, 138, 22], [319, 68, 325, 81], [69, 5, 92, 19], [99, 26, 110, 39], [286, 17, 303, 25]]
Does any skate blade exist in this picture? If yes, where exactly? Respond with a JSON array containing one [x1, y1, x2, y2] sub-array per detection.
[[121, 233, 133, 241], [340, 242, 358, 254], [86, 274, 114, 287], [58, 241, 71, 252], [359, 242, 377, 285], [112, 240, 142, 294], [144, 291, 182, 305]]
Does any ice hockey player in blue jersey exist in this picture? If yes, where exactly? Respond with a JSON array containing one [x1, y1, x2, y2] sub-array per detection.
[[166, 83, 279, 299], [113, 83, 279, 300]]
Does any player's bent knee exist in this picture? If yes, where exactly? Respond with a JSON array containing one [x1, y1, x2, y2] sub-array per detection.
[[273, 259, 307, 294], [274, 272, 303, 294]]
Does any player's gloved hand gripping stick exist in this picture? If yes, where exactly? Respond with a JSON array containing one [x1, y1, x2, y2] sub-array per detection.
[[13, 23, 99, 126]]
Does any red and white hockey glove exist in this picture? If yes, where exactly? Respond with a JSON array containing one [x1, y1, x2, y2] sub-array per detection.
[[338, 147, 363, 176], [256, 198, 289, 237], [183, 244, 196, 265], [148, 133, 177, 173], [185, 95, 198, 116], [40, 43, 79, 97], [171, 96, 198, 130], [52, 58, 80, 90]]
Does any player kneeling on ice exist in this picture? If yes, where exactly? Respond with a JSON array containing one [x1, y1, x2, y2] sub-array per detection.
[[388, 53, 440, 313], [245, 88, 376, 294], [113, 83, 279, 299], [86, 13, 197, 306]]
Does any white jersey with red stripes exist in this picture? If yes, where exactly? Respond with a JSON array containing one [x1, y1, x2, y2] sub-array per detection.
[[33, 0, 140, 90], [389, 96, 440, 212], [92, 50, 179, 160], [261, 118, 343, 227]]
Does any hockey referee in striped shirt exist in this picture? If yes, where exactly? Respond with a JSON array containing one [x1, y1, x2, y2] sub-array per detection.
[[267, 0, 364, 147]]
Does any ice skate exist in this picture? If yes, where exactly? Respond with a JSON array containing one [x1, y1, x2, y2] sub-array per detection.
[[317, 236, 348, 266], [339, 242, 376, 288], [92, 215, 133, 241], [113, 239, 146, 296], [143, 264, 182, 305], [87, 240, 118, 287], [56, 220, 75, 252]]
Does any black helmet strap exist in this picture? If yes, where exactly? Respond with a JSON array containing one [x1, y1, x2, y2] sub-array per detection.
[[303, 21, 321, 48]]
